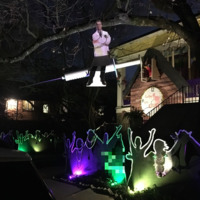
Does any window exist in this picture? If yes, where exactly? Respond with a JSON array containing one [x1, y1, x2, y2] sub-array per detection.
[[22, 100, 34, 111], [43, 104, 49, 113], [6, 99, 17, 110]]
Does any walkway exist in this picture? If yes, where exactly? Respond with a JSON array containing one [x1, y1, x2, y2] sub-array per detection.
[[38, 165, 114, 200]]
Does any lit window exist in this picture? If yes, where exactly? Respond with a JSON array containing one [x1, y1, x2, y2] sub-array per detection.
[[43, 104, 49, 113], [6, 99, 17, 110], [22, 100, 34, 111]]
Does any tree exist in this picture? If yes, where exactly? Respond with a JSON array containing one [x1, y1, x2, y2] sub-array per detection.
[[0, 0, 199, 131], [122, 106, 144, 133], [0, 1, 199, 61], [0, 1, 199, 75]]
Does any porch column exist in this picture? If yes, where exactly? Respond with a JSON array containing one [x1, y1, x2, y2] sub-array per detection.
[[171, 47, 175, 68], [188, 45, 191, 80]]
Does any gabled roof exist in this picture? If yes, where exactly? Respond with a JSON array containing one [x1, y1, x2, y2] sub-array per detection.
[[123, 48, 189, 97], [123, 66, 140, 97]]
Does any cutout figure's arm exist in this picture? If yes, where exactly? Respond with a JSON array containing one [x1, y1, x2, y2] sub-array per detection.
[[143, 128, 156, 157], [93, 130, 104, 144], [92, 32, 100, 41], [180, 130, 200, 155], [70, 131, 77, 153], [85, 129, 98, 149], [169, 130, 191, 167], [117, 133, 125, 153], [170, 131, 189, 156], [104, 32, 111, 45], [92, 32, 104, 48], [107, 125, 122, 145], [188, 135, 200, 155], [126, 128, 135, 160]]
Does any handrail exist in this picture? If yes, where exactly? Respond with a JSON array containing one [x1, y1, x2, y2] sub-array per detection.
[[145, 84, 200, 120]]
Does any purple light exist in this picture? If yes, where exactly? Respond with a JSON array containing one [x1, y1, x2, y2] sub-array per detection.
[[74, 170, 82, 176], [68, 170, 84, 180]]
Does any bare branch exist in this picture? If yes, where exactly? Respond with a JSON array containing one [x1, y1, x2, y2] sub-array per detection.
[[116, 0, 131, 11], [25, 1, 37, 39], [116, 0, 122, 10], [0, 13, 189, 64], [35, 0, 50, 23], [125, 0, 130, 12]]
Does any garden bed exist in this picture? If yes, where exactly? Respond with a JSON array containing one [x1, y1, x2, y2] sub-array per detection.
[[53, 170, 200, 200]]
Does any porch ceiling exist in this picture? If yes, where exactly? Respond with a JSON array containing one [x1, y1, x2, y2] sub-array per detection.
[[111, 17, 200, 63]]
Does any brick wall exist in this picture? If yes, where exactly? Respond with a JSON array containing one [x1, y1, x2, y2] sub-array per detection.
[[130, 73, 179, 111]]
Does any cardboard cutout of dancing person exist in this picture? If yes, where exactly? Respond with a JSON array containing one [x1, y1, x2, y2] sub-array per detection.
[[86, 20, 112, 86]]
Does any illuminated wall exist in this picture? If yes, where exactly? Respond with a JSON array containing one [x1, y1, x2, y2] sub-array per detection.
[[64, 125, 126, 184], [126, 128, 200, 193]]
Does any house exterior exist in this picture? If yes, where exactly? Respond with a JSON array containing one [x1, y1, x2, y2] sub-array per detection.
[[128, 48, 188, 115], [112, 15, 200, 123], [3, 98, 51, 121], [115, 48, 189, 124]]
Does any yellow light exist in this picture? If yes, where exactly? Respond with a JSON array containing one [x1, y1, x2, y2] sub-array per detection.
[[32, 144, 42, 152], [6, 99, 17, 110], [163, 156, 173, 173], [128, 187, 135, 195], [128, 181, 146, 195], [134, 181, 145, 192]]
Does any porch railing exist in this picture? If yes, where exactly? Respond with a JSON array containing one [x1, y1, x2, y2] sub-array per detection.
[[145, 84, 200, 120]]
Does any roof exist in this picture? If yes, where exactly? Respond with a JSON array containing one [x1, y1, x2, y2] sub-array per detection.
[[123, 48, 189, 97], [123, 66, 140, 97]]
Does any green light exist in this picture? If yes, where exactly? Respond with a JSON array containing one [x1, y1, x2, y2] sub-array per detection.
[[18, 145, 28, 152], [110, 181, 118, 186], [103, 150, 126, 184], [112, 172, 126, 184], [100, 126, 126, 185], [15, 130, 55, 153]]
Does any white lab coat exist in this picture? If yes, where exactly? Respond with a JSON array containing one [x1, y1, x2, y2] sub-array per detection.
[[92, 30, 111, 57]]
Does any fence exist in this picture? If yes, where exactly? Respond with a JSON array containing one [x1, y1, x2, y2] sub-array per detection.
[[145, 84, 200, 119]]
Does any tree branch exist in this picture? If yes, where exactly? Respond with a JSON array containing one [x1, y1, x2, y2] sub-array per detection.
[[35, 0, 50, 24], [25, 1, 37, 39], [0, 13, 190, 64]]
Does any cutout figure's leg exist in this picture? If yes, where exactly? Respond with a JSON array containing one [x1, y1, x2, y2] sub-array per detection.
[[87, 66, 97, 85], [100, 66, 106, 85]]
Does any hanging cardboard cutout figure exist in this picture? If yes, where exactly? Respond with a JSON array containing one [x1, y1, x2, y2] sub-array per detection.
[[86, 20, 112, 87]]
